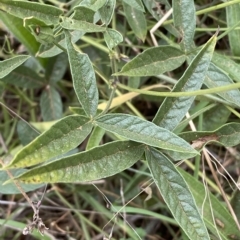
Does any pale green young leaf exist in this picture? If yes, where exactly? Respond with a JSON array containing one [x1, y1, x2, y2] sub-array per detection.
[[99, 0, 116, 26], [115, 46, 185, 76], [78, 0, 106, 11], [40, 86, 63, 121], [14, 141, 144, 184], [205, 63, 240, 106], [60, 16, 105, 32], [173, 0, 196, 52], [146, 148, 210, 240], [86, 126, 105, 150], [65, 31, 99, 117], [212, 52, 240, 82], [179, 122, 240, 150], [0, 0, 63, 25], [0, 65, 45, 88], [95, 114, 198, 154], [153, 34, 217, 131], [123, 0, 145, 12], [226, 3, 240, 56], [37, 30, 84, 58], [28, 25, 55, 45], [104, 29, 123, 50], [179, 169, 240, 239], [5, 115, 92, 169], [123, 1, 147, 41], [0, 55, 30, 79]]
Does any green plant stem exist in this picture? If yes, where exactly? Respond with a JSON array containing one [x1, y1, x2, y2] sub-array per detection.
[[117, 82, 240, 98]]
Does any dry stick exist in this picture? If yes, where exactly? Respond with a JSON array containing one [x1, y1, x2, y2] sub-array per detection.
[[0, 159, 37, 214], [186, 112, 240, 230], [203, 148, 240, 230]]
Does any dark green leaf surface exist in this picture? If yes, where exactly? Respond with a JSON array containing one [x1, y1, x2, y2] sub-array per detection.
[[40, 86, 63, 121], [153, 34, 217, 131], [205, 63, 240, 106], [115, 46, 185, 76], [146, 148, 210, 240], [96, 114, 198, 154], [123, 0, 145, 12], [0, 65, 45, 88], [65, 31, 99, 117], [179, 122, 240, 150], [0, 55, 30, 79], [14, 141, 144, 184], [212, 52, 240, 82], [17, 120, 39, 146], [226, 3, 240, 56], [123, 2, 147, 41], [73, 6, 95, 22], [99, 0, 116, 26], [5, 115, 92, 169], [104, 29, 123, 50], [173, 0, 196, 53], [231, 190, 240, 223], [37, 30, 84, 58], [180, 169, 240, 240], [202, 105, 231, 131], [0, 0, 63, 25], [45, 53, 68, 83], [60, 16, 105, 32], [0, 169, 43, 194]]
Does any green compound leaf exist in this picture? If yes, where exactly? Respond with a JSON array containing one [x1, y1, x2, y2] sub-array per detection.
[[0, 55, 30, 79], [99, 0, 116, 26], [104, 28, 123, 50], [65, 31, 99, 117], [179, 122, 240, 150], [0, 0, 63, 25], [146, 148, 210, 240], [205, 63, 240, 106], [96, 114, 198, 154], [14, 141, 144, 184], [123, 1, 147, 42], [40, 86, 63, 121], [179, 169, 240, 240], [173, 0, 196, 53], [0, 65, 45, 88], [153, 33, 217, 131], [5, 115, 93, 169], [115, 46, 185, 76]]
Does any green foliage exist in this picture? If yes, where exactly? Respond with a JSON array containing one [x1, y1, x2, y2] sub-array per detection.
[[0, 0, 240, 239]]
